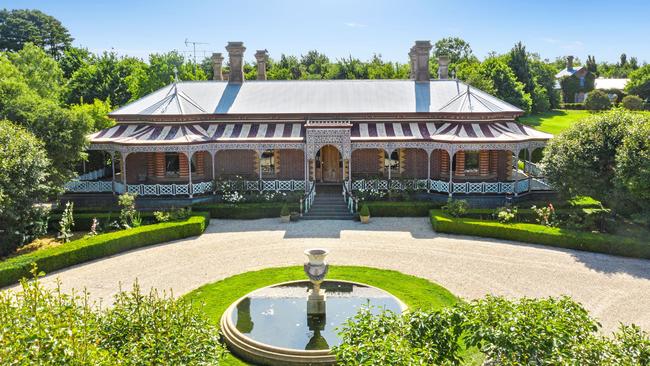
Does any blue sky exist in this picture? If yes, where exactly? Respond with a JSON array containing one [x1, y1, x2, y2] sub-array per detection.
[[3, 0, 649, 64]]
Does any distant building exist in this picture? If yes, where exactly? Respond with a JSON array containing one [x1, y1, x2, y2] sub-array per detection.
[[555, 56, 595, 103]]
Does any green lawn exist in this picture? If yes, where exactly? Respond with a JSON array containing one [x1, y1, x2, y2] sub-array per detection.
[[517, 109, 591, 135], [182, 266, 483, 366]]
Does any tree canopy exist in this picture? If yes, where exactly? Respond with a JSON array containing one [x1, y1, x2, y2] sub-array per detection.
[[0, 9, 72, 58]]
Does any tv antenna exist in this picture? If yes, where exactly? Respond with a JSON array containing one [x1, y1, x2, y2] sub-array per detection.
[[185, 38, 208, 77]]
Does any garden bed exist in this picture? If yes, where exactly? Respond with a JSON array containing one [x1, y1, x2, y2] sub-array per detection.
[[193, 202, 300, 219], [430, 210, 650, 259], [0, 213, 210, 288]]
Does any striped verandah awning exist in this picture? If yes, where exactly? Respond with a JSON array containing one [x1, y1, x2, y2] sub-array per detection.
[[88, 120, 551, 147], [351, 121, 552, 142], [89, 122, 306, 145]]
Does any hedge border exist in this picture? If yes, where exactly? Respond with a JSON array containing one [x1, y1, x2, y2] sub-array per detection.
[[194, 202, 300, 219], [364, 201, 442, 217], [430, 210, 650, 259], [0, 213, 210, 288]]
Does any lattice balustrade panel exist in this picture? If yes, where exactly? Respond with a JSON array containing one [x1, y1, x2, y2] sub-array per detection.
[[143, 185, 158, 195], [484, 183, 500, 193], [453, 182, 468, 193], [500, 182, 515, 193], [377, 180, 388, 190], [175, 184, 189, 195], [278, 180, 292, 191], [468, 182, 484, 193], [159, 184, 174, 195]]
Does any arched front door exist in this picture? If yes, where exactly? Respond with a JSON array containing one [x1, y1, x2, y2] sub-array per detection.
[[317, 145, 342, 182]]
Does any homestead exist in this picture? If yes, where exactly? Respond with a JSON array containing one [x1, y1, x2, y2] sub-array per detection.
[[67, 41, 552, 200]]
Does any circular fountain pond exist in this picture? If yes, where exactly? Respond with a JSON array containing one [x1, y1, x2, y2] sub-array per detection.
[[220, 280, 406, 365]]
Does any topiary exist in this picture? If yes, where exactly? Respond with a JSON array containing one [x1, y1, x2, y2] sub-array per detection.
[[584, 90, 611, 110], [280, 203, 290, 217], [359, 204, 370, 217], [621, 95, 644, 111]]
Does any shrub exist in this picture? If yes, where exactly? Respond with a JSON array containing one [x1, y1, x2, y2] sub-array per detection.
[[57, 201, 74, 243], [0, 268, 225, 364], [194, 202, 300, 219], [585, 90, 611, 110], [280, 203, 290, 216], [560, 102, 586, 110], [363, 201, 441, 217], [442, 198, 469, 217], [359, 204, 370, 217], [335, 295, 650, 365], [430, 210, 650, 259], [0, 213, 210, 287], [117, 192, 137, 228], [621, 95, 644, 110], [494, 206, 517, 224], [531, 203, 557, 226]]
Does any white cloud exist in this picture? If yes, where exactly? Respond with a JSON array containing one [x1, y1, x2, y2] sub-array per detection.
[[345, 22, 367, 28]]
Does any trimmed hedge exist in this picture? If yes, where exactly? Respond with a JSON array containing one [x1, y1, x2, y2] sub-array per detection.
[[193, 202, 300, 219], [364, 201, 442, 217], [430, 210, 650, 259], [0, 213, 210, 288]]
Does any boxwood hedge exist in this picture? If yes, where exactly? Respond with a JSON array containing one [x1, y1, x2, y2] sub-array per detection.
[[430, 210, 650, 259], [193, 202, 300, 219], [364, 201, 442, 217], [0, 213, 210, 288]]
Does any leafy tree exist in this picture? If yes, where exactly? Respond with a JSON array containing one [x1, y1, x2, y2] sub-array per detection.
[[326, 56, 369, 79], [65, 52, 147, 106], [586, 55, 598, 74], [455, 60, 496, 94], [69, 98, 114, 131], [507, 42, 533, 93], [530, 58, 561, 109], [300, 50, 330, 77], [541, 110, 633, 210], [615, 118, 650, 219], [0, 9, 72, 58], [620, 95, 644, 111], [584, 89, 611, 110], [8, 42, 64, 100], [128, 51, 204, 100], [479, 57, 532, 112], [433, 37, 474, 65], [0, 120, 53, 255], [626, 64, 650, 100], [58, 45, 91, 78]]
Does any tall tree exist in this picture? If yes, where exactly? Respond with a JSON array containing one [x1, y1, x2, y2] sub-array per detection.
[[626, 64, 650, 100], [507, 42, 533, 93], [300, 50, 330, 77], [58, 46, 92, 79], [65, 52, 147, 106], [433, 37, 474, 64], [0, 9, 72, 58], [586, 55, 598, 74], [8, 42, 64, 101], [0, 119, 53, 255], [128, 51, 204, 100]]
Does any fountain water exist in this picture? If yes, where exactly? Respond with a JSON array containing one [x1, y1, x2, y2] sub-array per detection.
[[220, 249, 406, 365]]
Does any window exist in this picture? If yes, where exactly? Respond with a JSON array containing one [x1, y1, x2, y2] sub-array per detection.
[[165, 152, 180, 176], [579, 76, 585, 87], [260, 150, 275, 178], [465, 151, 479, 174]]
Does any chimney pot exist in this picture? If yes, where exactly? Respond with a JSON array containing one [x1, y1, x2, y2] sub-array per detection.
[[408, 46, 416, 80], [438, 55, 450, 79], [211, 53, 224, 81], [413, 40, 432, 82], [225, 41, 246, 83], [567, 55, 574, 70], [255, 49, 269, 81]]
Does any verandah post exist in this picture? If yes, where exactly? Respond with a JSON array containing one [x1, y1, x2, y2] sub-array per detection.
[[110, 151, 116, 195], [448, 148, 454, 197], [426, 149, 431, 193]]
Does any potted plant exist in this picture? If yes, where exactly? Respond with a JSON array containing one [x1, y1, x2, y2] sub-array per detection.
[[280, 203, 290, 223], [359, 204, 370, 224]]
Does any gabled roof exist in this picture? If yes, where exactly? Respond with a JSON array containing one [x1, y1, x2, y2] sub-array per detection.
[[555, 66, 586, 78], [110, 79, 523, 116]]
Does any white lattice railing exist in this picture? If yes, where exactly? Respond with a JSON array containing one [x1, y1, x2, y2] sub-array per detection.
[[64, 180, 113, 193], [217, 179, 306, 192], [301, 182, 316, 215], [76, 168, 108, 181], [352, 178, 538, 194]]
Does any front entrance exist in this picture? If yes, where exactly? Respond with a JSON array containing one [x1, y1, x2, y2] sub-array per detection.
[[317, 145, 342, 182]]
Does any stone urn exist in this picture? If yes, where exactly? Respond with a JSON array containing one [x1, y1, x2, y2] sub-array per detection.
[[304, 248, 329, 316]]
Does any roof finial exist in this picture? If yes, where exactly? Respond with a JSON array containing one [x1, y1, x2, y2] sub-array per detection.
[[173, 66, 179, 83]]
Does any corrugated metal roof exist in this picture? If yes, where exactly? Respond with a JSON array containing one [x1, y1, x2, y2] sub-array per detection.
[[110, 79, 523, 116], [555, 66, 585, 78]]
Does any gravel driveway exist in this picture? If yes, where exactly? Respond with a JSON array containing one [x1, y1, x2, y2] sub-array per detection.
[[10, 218, 650, 332]]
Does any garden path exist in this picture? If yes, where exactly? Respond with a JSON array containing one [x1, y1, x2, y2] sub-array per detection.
[[11, 218, 650, 333]]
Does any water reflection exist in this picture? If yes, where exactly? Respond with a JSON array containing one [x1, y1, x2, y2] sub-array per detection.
[[231, 280, 402, 350]]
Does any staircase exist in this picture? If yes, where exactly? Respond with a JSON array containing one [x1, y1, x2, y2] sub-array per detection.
[[303, 183, 354, 220]]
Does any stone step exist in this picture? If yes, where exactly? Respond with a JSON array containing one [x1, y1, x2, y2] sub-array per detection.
[[302, 215, 355, 220]]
